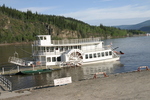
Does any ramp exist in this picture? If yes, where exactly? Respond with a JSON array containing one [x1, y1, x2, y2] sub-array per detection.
[[8, 56, 26, 66]]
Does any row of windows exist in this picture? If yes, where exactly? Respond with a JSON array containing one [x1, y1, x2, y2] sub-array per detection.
[[85, 51, 112, 59], [47, 56, 61, 62], [46, 51, 112, 62], [37, 46, 81, 52], [37, 36, 47, 40]]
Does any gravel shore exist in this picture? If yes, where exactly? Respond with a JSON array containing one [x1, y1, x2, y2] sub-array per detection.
[[2, 70, 150, 100]]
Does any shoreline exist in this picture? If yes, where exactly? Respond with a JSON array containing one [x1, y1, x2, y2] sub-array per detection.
[[0, 35, 146, 46], [1, 70, 150, 100], [0, 42, 32, 46]]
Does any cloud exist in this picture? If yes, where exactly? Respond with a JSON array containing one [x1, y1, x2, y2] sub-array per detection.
[[19, 7, 56, 13], [62, 5, 150, 21]]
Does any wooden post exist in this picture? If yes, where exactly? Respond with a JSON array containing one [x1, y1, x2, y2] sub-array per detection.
[[32, 64, 35, 71], [17, 66, 20, 72], [2, 68, 4, 74]]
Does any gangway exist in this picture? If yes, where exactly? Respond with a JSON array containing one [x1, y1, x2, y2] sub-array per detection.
[[8, 52, 26, 66]]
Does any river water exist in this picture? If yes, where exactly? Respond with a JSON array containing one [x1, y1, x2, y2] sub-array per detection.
[[0, 36, 150, 90]]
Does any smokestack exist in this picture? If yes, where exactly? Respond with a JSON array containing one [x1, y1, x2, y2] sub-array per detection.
[[47, 25, 52, 35]]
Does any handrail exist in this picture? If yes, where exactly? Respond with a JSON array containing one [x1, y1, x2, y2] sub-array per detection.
[[33, 45, 112, 56], [51, 37, 101, 45], [8, 56, 26, 66], [0, 75, 12, 91]]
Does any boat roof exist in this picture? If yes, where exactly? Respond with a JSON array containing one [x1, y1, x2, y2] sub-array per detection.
[[48, 42, 101, 46], [34, 36, 103, 46]]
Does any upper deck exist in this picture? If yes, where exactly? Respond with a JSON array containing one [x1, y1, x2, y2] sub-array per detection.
[[51, 37, 101, 45], [32, 35, 112, 56], [33, 35, 102, 46]]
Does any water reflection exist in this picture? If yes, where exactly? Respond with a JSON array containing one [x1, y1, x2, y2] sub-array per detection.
[[82, 61, 123, 78], [6, 61, 123, 90]]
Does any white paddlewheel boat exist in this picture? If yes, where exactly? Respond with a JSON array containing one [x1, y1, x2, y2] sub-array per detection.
[[9, 35, 121, 68]]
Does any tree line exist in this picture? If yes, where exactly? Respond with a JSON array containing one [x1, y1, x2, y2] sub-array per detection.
[[0, 4, 145, 43]]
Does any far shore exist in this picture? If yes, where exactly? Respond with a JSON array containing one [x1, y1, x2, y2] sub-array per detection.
[[0, 42, 32, 46], [0, 35, 146, 46]]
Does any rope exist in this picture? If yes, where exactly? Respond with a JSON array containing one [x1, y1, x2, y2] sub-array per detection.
[[15, 46, 32, 55]]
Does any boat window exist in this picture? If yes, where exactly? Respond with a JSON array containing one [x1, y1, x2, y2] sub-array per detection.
[[89, 54, 92, 58], [41, 47, 46, 52], [55, 47, 58, 50], [52, 57, 56, 62], [68, 46, 72, 49], [44, 47, 46, 52], [47, 57, 51, 62], [65, 46, 68, 51], [109, 51, 112, 55], [78, 45, 81, 49], [44, 37, 46, 40], [40, 37, 43, 40], [57, 56, 61, 61], [74, 46, 77, 49], [46, 47, 50, 52], [60, 47, 63, 51], [101, 52, 104, 57], [93, 53, 97, 58], [85, 54, 88, 59], [97, 53, 100, 57], [38, 47, 41, 51], [105, 52, 108, 56], [50, 47, 54, 52]]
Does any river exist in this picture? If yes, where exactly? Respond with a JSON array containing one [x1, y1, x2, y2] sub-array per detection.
[[0, 36, 150, 90]]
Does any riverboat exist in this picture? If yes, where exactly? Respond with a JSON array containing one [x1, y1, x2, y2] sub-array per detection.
[[9, 35, 121, 68]]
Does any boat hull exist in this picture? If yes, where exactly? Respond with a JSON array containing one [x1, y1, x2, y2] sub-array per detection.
[[16, 69, 52, 75]]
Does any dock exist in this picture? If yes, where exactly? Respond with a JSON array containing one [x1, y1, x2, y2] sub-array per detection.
[[0, 65, 61, 75]]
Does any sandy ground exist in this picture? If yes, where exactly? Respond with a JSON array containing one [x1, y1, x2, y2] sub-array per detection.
[[2, 70, 150, 100]]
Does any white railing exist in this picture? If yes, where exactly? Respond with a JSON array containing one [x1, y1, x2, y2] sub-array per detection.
[[51, 37, 101, 45], [33, 51, 64, 56], [33, 45, 111, 56], [8, 57, 26, 66]]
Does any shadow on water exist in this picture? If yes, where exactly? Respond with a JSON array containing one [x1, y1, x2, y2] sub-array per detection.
[[5, 61, 124, 90]]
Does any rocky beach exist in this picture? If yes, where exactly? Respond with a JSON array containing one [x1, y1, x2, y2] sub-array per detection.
[[1, 70, 150, 100]]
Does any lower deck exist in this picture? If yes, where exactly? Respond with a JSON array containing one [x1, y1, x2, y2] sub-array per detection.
[[33, 49, 119, 67]]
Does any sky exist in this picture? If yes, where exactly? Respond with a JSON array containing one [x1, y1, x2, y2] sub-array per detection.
[[1, 0, 150, 26]]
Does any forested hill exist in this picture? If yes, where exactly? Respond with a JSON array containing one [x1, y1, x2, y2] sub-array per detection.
[[115, 20, 150, 33], [0, 4, 145, 44]]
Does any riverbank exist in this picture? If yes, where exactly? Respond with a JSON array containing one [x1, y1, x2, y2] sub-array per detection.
[[2, 70, 150, 100], [0, 42, 32, 46], [0, 35, 146, 47]]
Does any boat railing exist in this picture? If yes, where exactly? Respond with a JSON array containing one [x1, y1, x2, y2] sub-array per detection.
[[33, 51, 64, 55], [51, 37, 101, 45], [113, 52, 120, 58], [8, 56, 26, 66], [103, 45, 112, 50], [33, 46, 111, 56]]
